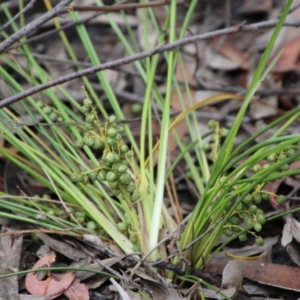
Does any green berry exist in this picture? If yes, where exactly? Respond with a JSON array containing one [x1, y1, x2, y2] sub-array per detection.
[[239, 233, 247, 242], [107, 137, 116, 146], [75, 211, 86, 219], [126, 182, 136, 193], [255, 236, 264, 246], [242, 194, 252, 204], [252, 164, 262, 173], [75, 139, 84, 148], [249, 205, 257, 213], [131, 192, 140, 202], [256, 214, 266, 224], [253, 222, 262, 232], [120, 144, 129, 153], [106, 171, 117, 182], [115, 134, 122, 141], [207, 119, 217, 129], [253, 193, 262, 204], [83, 97, 93, 108], [117, 222, 128, 232], [220, 128, 229, 137], [103, 152, 115, 164], [85, 136, 94, 147], [47, 209, 55, 216], [256, 209, 264, 215], [131, 103, 142, 113], [86, 221, 97, 230], [86, 112, 95, 123], [267, 153, 276, 162], [92, 139, 104, 149], [117, 164, 128, 173], [280, 164, 290, 171], [84, 123, 94, 130], [89, 170, 99, 181], [82, 174, 89, 185], [42, 106, 52, 114], [262, 192, 269, 200], [286, 149, 295, 157], [36, 100, 45, 108], [49, 112, 58, 122], [117, 126, 125, 134], [236, 202, 244, 211], [229, 216, 240, 225], [224, 228, 233, 237], [202, 143, 211, 151], [81, 106, 90, 114], [278, 153, 287, 161], [71, 172, 80, 182], [219, 176, 227, 184], [108, 115, 117, 124], [109, 182, 118, 189], [107, 127, 118, 138], [244, 218, 253, 230], [119, 173, 132, 185], [276, 195, 287, 204], [97, 170, 107, 181]]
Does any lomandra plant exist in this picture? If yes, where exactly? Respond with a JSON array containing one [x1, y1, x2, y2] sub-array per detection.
[[0, 0, 300, 295]]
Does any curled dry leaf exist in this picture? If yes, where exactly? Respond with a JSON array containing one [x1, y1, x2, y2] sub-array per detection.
[[282, 215, 300, 247], [25, 252, 75, 300], [63, 278, 89, 300], [221, 260, 249, 299]]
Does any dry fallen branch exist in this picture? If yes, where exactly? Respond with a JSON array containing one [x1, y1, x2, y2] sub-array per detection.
[[1, 17, 300, 109], [0, 0, 72, 53]]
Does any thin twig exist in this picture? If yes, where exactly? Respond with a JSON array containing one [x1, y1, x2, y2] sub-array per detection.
[[7, 51, 300, 98], [2, 18, 300, 108], [67, 0, 171, 12], [0, 0, 37, 33], [4, 0, 133, 51], [0, 0, 72, 53]]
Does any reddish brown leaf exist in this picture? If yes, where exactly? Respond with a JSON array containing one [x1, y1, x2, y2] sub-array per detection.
[[64, 278, 89, 300], [25, 253, 75, 300]]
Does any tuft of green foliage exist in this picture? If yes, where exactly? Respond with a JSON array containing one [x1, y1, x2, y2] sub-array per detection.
[[0, 1, 300, 298]]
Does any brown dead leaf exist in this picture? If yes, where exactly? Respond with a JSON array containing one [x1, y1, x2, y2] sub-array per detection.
[[140, 277, 183, 300], [239, 0, 272, 15], [281, 215, 300, 260], [221, 260, 249, 299], [206, 253, 300, 292], [25, 253, 75, 300], [211, 35, 250, 70], [63, 278, 89, 300], [273, 36, 300, 73]]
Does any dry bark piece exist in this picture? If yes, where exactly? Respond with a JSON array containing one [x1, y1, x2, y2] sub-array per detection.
[[0, 227, 23, 300], [37, 233, 86, 261]]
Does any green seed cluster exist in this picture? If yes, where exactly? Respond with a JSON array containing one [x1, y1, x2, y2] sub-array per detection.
[[70, 96, 139, 203], [36, 101, 64, 122], [34, 194, 105, 235], [202, 120, 229, 162], [222, 182, 288, 245], [251, 148, 295, 174]]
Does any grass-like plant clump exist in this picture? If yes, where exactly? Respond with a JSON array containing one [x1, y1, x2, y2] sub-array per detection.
[[0, 0, 299, 297]]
